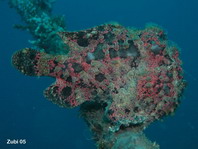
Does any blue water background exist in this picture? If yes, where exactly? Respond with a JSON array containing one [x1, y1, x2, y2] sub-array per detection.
[[0, 0, 198, 148]]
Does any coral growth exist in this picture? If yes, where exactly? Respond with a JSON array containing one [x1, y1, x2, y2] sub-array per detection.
[[12, 23, 185, 148], [8, 0, 67, 54]]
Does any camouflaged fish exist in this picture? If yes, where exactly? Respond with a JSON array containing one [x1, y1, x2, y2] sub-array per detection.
[[12, 24, 185, 126]]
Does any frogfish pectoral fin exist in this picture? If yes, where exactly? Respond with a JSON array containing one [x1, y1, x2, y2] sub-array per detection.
[[12, 48, 68, 78], [12, 48, 41, 76], [44, 81, 81, 108]]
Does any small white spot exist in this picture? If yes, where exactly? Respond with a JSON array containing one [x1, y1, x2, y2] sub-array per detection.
[[87, 52, 95, 60], [127, 51, 138, 57], [151, 44, 162, 53]]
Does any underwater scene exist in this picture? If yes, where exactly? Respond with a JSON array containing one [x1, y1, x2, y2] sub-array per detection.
[[0, 0, 198, 148]]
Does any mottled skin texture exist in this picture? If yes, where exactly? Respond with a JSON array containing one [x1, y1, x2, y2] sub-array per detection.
[[12, 24, 185, 149]]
